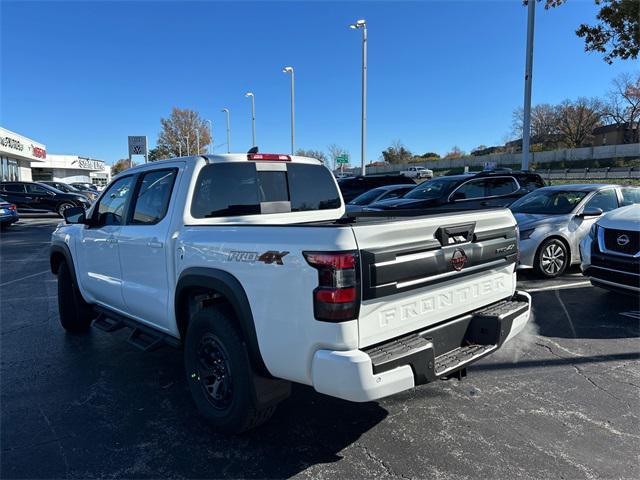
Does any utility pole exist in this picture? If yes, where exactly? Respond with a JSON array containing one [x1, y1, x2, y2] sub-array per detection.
[[245, 92, 256, 148], [521, 0, 536, 170], [206, 120, 213, 153], [350, 19, 367, 176], [283, 66, 295, 154], [222, 108, 231, 153]]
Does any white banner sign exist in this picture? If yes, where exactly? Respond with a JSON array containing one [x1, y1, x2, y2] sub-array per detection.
[[128, 136, 148, 156]]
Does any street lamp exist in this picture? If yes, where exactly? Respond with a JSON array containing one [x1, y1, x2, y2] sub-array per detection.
[[282, 66, 295, 155], [521, 0, 536, 171], [245, 92, 256, 148], [184, 136, 190, 156], [206, 120, 213, 153], [196, 130, 200, 155], [221, 108, 231, 153], [350, 19, 367, 176]]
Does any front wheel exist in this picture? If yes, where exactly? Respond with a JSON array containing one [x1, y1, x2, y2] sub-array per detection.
[[57, 202, 74, 217], [184, 307, 278, 434], [535, 238, 569, 278]]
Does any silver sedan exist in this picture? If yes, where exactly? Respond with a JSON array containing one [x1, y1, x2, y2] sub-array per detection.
[[510, 184, 639, 278]]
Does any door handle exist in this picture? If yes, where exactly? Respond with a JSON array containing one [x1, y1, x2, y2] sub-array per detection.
[[147, 241, 163, 249], [106, 237, 118, 244]]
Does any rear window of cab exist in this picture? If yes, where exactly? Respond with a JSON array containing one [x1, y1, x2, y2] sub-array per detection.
[[191, 162, 341, 218]]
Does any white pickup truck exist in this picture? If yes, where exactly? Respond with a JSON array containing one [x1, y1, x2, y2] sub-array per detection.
[[50, 153, 531, 433], [400, 166, 433, 179]]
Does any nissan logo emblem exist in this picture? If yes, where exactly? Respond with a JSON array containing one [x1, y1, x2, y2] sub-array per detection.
[[616, 234, 630, 247], [451, 249, 468, 271]]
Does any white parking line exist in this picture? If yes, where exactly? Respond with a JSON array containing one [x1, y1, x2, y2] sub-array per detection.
[[526, 280, 592, 293], [0, 270, 51, 287]]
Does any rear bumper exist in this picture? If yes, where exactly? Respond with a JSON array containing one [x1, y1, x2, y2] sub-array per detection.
[[311, 291, 531, 402]]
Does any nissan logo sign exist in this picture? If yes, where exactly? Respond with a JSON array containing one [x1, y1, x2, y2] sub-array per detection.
[[616, 234, 630, 247]]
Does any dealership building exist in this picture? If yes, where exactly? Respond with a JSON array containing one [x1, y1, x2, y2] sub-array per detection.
[[0, 127, 47, 181], [0, 126, 110, 187]]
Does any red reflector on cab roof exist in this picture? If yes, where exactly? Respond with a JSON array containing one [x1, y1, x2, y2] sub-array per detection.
[[248, 153, 291, 161]]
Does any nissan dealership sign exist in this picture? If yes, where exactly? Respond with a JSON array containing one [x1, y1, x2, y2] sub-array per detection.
[[0, 127, 47, 162]]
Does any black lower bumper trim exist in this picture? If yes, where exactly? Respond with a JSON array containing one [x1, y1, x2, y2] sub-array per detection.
[[363, 293, 529, 384]]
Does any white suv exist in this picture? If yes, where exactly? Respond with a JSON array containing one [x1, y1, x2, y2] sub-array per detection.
[[50, 153, 531, 433], [400, 166, 433, 179], [580, 203, 640, 295]]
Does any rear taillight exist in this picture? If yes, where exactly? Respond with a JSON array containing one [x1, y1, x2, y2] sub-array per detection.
[[248, 153, 291, 161], [8, 205, 16, 211], [304, 251, 360, 322]]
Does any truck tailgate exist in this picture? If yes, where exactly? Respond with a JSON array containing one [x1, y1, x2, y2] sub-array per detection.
[[350, 209, 518, 348]]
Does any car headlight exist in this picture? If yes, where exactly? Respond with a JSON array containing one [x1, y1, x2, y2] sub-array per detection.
[[520, 228, 535, 240]]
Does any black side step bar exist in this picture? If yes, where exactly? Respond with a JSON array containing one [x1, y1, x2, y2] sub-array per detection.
[[92, 306, 181, 351]]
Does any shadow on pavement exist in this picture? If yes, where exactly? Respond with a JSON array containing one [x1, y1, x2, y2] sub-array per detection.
[[532, 286, 639, 340]]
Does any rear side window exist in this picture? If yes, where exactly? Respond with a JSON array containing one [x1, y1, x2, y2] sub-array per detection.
[[519, 175, 544, 193], [621, 187, 640, 206], [1, 184, 25, 193], [191, 162, 340, 218], [454, 179, 488, 199], [487, 177, 518, 196], [130, 169, 177, 225]]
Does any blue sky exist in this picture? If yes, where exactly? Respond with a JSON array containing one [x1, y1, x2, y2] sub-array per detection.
[[1, 0, 635, 165]]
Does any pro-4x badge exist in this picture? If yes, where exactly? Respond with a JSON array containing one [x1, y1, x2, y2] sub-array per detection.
[[257, 251, 289, 265], [228, 250, 289, 265], [450, 248, 468, 271]]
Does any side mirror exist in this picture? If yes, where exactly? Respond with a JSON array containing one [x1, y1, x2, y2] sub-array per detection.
[[63, 206, 86, 224], [451, 192, 466, 202], [580, 207, 603, 218]]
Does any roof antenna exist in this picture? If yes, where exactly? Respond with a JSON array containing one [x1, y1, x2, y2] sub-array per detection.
[[248, 146, 259, 154]]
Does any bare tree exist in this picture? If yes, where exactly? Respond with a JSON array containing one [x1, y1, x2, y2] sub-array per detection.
[[157, 107, 212, 157], [327, 144, 349, 170], [381, 140, 413, 164], [603, 71, 640, 143], [295, 149, 327, 164], [556, 97, 605, 147], [444, 146, 465, 159], [512, 103, 560, 141]]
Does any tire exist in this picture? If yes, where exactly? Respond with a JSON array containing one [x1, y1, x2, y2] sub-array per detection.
[[57, 202, 74, 217], [57, 261, 94, 332], [534, 238, 569, 278], [184, 306, 277, 434]]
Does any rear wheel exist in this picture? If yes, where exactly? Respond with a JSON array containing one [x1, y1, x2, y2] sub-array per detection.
[[57, 261, 94, 332], [535, 238, 569, 278], [184, 306, 277, 434], [57, 202, 74, 217]]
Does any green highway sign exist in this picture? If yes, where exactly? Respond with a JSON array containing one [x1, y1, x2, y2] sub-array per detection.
[[336, 155, 349, 164]]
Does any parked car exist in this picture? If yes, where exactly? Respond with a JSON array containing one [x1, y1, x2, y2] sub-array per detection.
[[400, 166, 433, 179], [580, 203, 640, 296], [0, 181, 91, 216], [510, 184, 639, 278], [40, 181, 98, 202], [346, 185, 414, 213], [366, 171, 545, 212], [70, 182, 100, 193], [0, 196, 19, 227], [51, 152, 531, 433], [337, 174, 415, 203]]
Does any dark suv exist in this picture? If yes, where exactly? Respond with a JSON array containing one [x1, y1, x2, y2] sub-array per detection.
[[40, 181, 98, 202], [366, 171, 545, 212], [337, 174, 416, 203], [0, 181, 91, 216]]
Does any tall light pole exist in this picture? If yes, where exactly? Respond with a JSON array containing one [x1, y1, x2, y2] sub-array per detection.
[[206, 120, 213, 153], [350, 19, 367, 176], [179, 143, 182, 157], [221, 108, 231, 153], [196, 130, 200, 155], [184, 136, 190, 156], [245, 92, 256, 148], [282, 66, 295, 154], [521, 0, 536, 171]]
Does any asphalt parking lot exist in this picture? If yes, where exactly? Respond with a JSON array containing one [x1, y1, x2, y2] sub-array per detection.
[[1, 216, 639, 479]]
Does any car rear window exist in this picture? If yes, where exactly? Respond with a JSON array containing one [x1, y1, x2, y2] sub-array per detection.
[[191, 162, 341, 218]]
